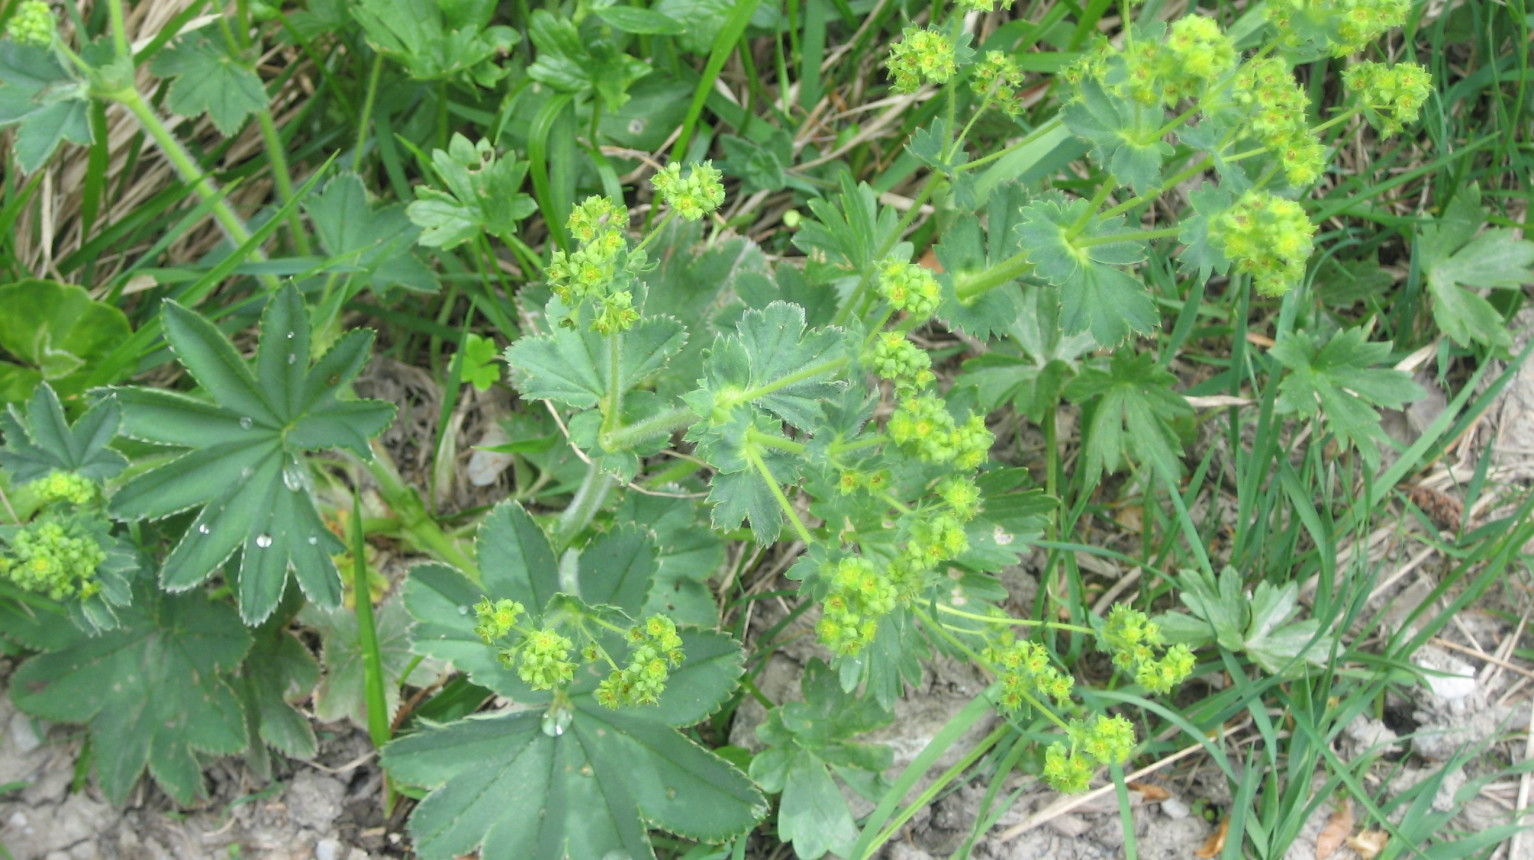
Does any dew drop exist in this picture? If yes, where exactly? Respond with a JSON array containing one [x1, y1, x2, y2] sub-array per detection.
[[286, 353, 297, 365], [197, 524, 211, 535], [307, 536, 319, 546], [665, 787, 677, 800], [240, 466, 253, 480], [457, 605, 469, 615], [286, 331, 295, 339], [255, 533, 273, 549], [541, 703, 573, 737], [239, 417, 253, 430], [282, 464, 304, 492]]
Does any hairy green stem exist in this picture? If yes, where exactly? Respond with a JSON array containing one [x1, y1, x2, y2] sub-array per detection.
[[255, 110, 311, 256], [600, 405, 697, 452], [112, 88, 281, 290], [107, 0, 131, 60], [603, 331, 624, 435], [952, 250, 1032, 302], [352, 54, 384, 173], [1074, 225, 1182, 248], [719, 355, 852, 411], [746, 447, 814, 545], [957, 116, 1065, 173], [553, 462, 613, 551], [1098, 155, 1214, 221], [361, 443, 479, 578], [935, 603, 1094, 635]]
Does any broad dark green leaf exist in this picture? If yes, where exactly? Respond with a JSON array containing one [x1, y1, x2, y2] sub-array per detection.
[[110, 285, 393, 624], [11, 582, 252, 804]]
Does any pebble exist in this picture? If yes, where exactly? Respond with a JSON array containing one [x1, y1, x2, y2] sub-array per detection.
[[315, 837, 342, 860], [9, 712, 41, 753], [1161, 797, 1191, 820]]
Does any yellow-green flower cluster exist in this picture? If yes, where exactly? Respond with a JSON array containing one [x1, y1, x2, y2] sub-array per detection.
[[5, 0, 54, 47], [936, 476, 981, 520], [1231, 58, 1325, 187], [473, 596, 525, 644], [1343, 61, 1432, 136], [596, 615, 685, 708], [31, 471, 96, 506], [503, 627, 577, 690], [991, 638, 1075, 713], [0, 518, 106, 600], [1042, 714, 1137, 793], [864, 331, 934, 394], [1213, 191, 1316, 297], [886, 27, 957, 94], [877, 259, 942, 321], [887, 394, 992, 468], [1267, 0, 1410, 56], [817, 556, 897, 656], [1103, 604, 1196, 694], [651, 161, 725, 221], [1159, 17, 1236, 104], [547, 196, 641, 334], [970, 51, 1025, 114], [903, 512, 970, 570]]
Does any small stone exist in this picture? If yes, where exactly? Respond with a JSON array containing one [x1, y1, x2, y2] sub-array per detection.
[[1161, 797, 1191, 820], [1413, 646, 1477, 701], [10, 712, 42, 753], [315, 837, 342, 860]]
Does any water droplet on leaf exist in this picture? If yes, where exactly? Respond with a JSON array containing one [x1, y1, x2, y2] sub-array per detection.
[[286, 352, 297, 365], [306, 536, 318, 546], [197, 524, 211, 535], [541, 702, 573, 737], [255, 533, 273, 548], [282, 464, 304, 492], [239, 417, 253, 430]]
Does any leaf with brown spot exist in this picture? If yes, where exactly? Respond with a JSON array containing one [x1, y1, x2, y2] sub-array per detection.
[[1194, 817, 1229, 858], [1315, 800, 1353, 860]]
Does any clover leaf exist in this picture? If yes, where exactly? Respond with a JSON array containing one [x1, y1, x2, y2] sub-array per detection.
[[389, 501, 764, 860], [11, 580, 252, 804], [110, 284, 395, 624], [1269, 326, 1424, 468], [751, 658, 894, 860]]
